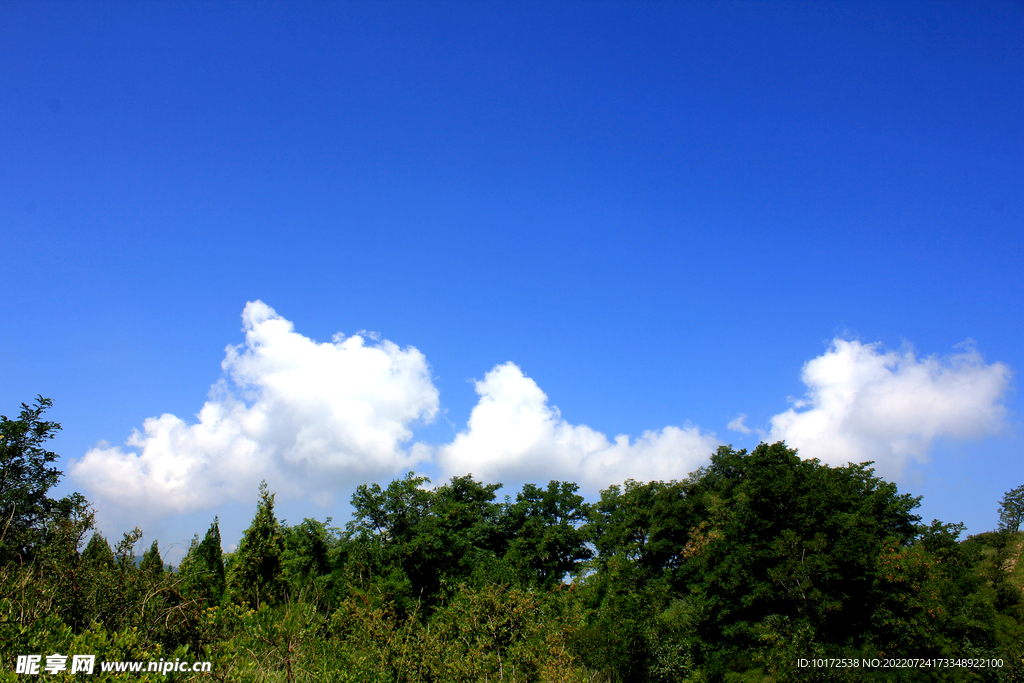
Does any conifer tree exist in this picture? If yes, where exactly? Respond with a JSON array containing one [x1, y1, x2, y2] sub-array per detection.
[[78, 532, 119, 629], [197, 516, 226, 602], [140, 539, 164, 579], [179, 518, 227, 604], [177, 534, 202, 593], [82, 532, 115, 567], [227, 481, 285, 608]]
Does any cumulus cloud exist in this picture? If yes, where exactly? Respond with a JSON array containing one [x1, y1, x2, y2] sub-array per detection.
[[436, 362, 719, 487], [75, 301, 1010, 526], [768, 339, 1011, 479], [71, 301, 439, 517]]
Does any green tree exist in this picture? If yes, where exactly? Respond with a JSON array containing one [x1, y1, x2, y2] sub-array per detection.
[[82, 532, 115, 567], [587, 478, 695, 577], [502, 481, 592, 590], [282, 517, 338, 602], [347, 473, 506, 614], [574, 443, 939, 682], [76, 532, 120, 629], [0, 397, 91, 563], [415, 475, 504, 592], [347, 472, 432, 544], [196, 516, 226, 602], [140, 539, 164, 579], [346, 472, 433, 610], [178, 516, 227, 605], [577, 478, 694, 680], [227, 481, 285, 609], [676, 443, 925, 677], [998, 484, 1024, 533]]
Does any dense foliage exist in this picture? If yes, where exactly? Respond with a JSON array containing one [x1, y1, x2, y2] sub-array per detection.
[[2, 398, 1023, 682]]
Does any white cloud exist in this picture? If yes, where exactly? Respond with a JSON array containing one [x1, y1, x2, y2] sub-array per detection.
[[727, 414, 752, 434], [71, 301, 439, 518], [436, 362, 719, 487], [74, 301, 1012, 528], [769, 339, 1011, 479]]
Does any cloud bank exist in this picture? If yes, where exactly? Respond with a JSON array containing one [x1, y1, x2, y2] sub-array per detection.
[[71, 301, 439, 516], [72, 304, 720, 519], [768, 339, 1011, 479], [72, 303, 1013, 522]]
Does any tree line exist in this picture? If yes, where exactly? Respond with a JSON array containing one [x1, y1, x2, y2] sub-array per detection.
[[2, 397, 1023, 682]]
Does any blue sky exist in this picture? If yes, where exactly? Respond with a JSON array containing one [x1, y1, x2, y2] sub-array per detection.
[[2, 0, 1021, 560]]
